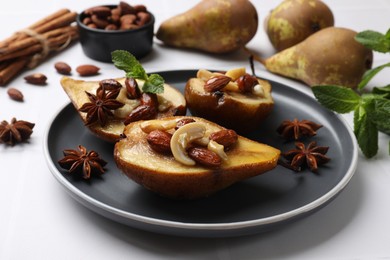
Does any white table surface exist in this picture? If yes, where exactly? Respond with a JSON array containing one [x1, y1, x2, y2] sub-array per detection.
[[1, 0, 390, 259]]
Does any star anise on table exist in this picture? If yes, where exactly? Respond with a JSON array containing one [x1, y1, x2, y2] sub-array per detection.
[[280, 141, 330, 173], [0, 117, 35, 146], [58, 145, 107, 180], [79, 86, 124, 127], [277, 118, 323, 140]]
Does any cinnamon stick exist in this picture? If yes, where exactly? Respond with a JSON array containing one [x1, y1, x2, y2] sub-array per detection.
[[0, 59, 28, 86]]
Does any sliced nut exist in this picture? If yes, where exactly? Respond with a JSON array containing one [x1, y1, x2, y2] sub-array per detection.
[[253, 84, 265, 97], [140, 119, 178, 133], [24, 73, 47, 85], [7, 88, 23, 102], [207, 140, 228, 161], [225, 67, 246, 81], [204, 75, 231, 92], [54, 62, 71, 75], [147, 130, 172, 153], [209, 129, 238, 149], [170, 122, 206, 166], [188, 147, 222, 167], [76, 65, 100, 76]]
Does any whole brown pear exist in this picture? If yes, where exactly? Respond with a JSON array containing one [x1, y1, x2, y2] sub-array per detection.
[[156, 0, 258, 53], [264, 27, 373, 88], [266, 0, 334, 51]]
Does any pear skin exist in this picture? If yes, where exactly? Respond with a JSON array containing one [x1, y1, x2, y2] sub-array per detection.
[[156, 0, 258, 53], [264, 27, 373, 88], [266, 0, 334, 51]]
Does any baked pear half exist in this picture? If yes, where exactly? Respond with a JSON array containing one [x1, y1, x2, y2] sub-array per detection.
[[114, 116, 280, 199], [61, 77, 186, 142], [185, 68, 274, 133]]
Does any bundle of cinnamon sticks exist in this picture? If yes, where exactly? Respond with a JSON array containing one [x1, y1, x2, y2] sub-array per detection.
[[0, 9, 79, 86]]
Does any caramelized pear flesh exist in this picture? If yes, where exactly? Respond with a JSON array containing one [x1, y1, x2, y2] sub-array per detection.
[[114, 116, 280, 199], [61, 77, 186, 142], [184, 72, 274, 133], [264, 27, 373, 88]]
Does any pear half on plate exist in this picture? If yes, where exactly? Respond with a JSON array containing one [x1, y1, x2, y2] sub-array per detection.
[[114, 116, 280, 199], [61, 77, 186, 142]]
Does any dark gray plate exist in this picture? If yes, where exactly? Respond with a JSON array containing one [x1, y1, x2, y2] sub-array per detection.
[[44, 70, 357, 237]]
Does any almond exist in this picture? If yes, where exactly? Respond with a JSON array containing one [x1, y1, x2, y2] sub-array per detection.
[[85, 6, 112, 17], [125, 77, 141, 99], [99, 79, 122, 90], [76, 65, 100, 76], [188, 147, 221, 167], [7, 88, 24, 102], [54, 62, 72, 75], [204, 75, 231, 92], [124, 105, 156, 125], [146, 130, 172, 153], [24, 73, 47, 85], [209, 129, 238, 149]]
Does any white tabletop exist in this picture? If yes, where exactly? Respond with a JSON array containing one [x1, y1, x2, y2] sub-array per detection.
[[1, 0, 390, 259]]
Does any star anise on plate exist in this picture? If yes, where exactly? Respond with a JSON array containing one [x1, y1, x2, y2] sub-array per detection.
[[277, 118, 323, 140], [79, 86, 124, 127], [281, 141, 330, 173], [58, 145, 107, 179], [0, 117, 35, 146]]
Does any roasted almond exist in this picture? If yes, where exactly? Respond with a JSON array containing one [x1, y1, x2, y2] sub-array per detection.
[[99, 79, 122, 90], [54, 62, 72, 75], [7, 88, 23, 102], [188, 147, 222, 167], [24, 73, 47, 85], [146, 130, 172, 153], [124, 105, 156, 125], [209, 129, 238, 149], [76, 65, 100, 76], [204, 75, 231, 92], [125, 77, 141, 99]]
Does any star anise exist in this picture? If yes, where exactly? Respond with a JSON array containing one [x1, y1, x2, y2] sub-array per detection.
[[277, 118, 323, 140], [0, 117, 35, 146], [58, 145, 107, 179], [79, 86, 124, 127], [281, 141, 330, 172]]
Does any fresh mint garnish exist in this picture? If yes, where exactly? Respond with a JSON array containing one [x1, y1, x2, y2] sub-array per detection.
[[111, 50, 164, 94], [313, 28, 390, 158]]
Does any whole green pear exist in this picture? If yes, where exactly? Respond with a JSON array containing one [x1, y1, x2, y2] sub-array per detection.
[[264, 27, 373, 88], [156, 0, 258, 54], [266, 0, 334, 51]]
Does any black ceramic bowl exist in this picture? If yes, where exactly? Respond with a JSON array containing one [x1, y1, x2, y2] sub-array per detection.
[[77, 5, 155, 62]]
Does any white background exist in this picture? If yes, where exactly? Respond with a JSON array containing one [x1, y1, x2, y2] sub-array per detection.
[[1, 0, 390, 259]]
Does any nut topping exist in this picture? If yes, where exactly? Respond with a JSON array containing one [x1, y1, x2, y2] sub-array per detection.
[[99, 79, 122, 90], [209, 129, 238, 149], [147, 130, 172, 153], [188, 147, 221, 167], [204, 75, 231, 92], [125, 77, 141, 99]]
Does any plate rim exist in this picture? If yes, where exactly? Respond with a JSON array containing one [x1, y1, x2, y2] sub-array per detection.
[[43, 69, 358, 234]]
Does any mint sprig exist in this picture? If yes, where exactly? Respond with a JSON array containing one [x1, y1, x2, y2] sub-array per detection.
[[312, 28, 390, 158], [111, 50, 164, 94]]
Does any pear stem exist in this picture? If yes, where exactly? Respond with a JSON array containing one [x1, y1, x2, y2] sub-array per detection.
[[243, 47, 266, 66]]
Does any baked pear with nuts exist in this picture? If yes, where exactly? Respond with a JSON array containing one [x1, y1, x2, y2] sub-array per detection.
[[114, 116, 280, 199], [185, 68, 274, 133], [60, 77, 186, 142]]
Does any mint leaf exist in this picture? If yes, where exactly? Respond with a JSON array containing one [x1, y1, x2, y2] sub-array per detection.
[[112, 50, 147, 80], [355, 30, 390, 53], [370, 98, 390, 134], [358, 62, 390, 90], [111, 50, 164, 94], [312, 85, 361, 113], [143, 74, 164, 94], [373, 84, 390, 98], [354, 105, 378, 158]]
